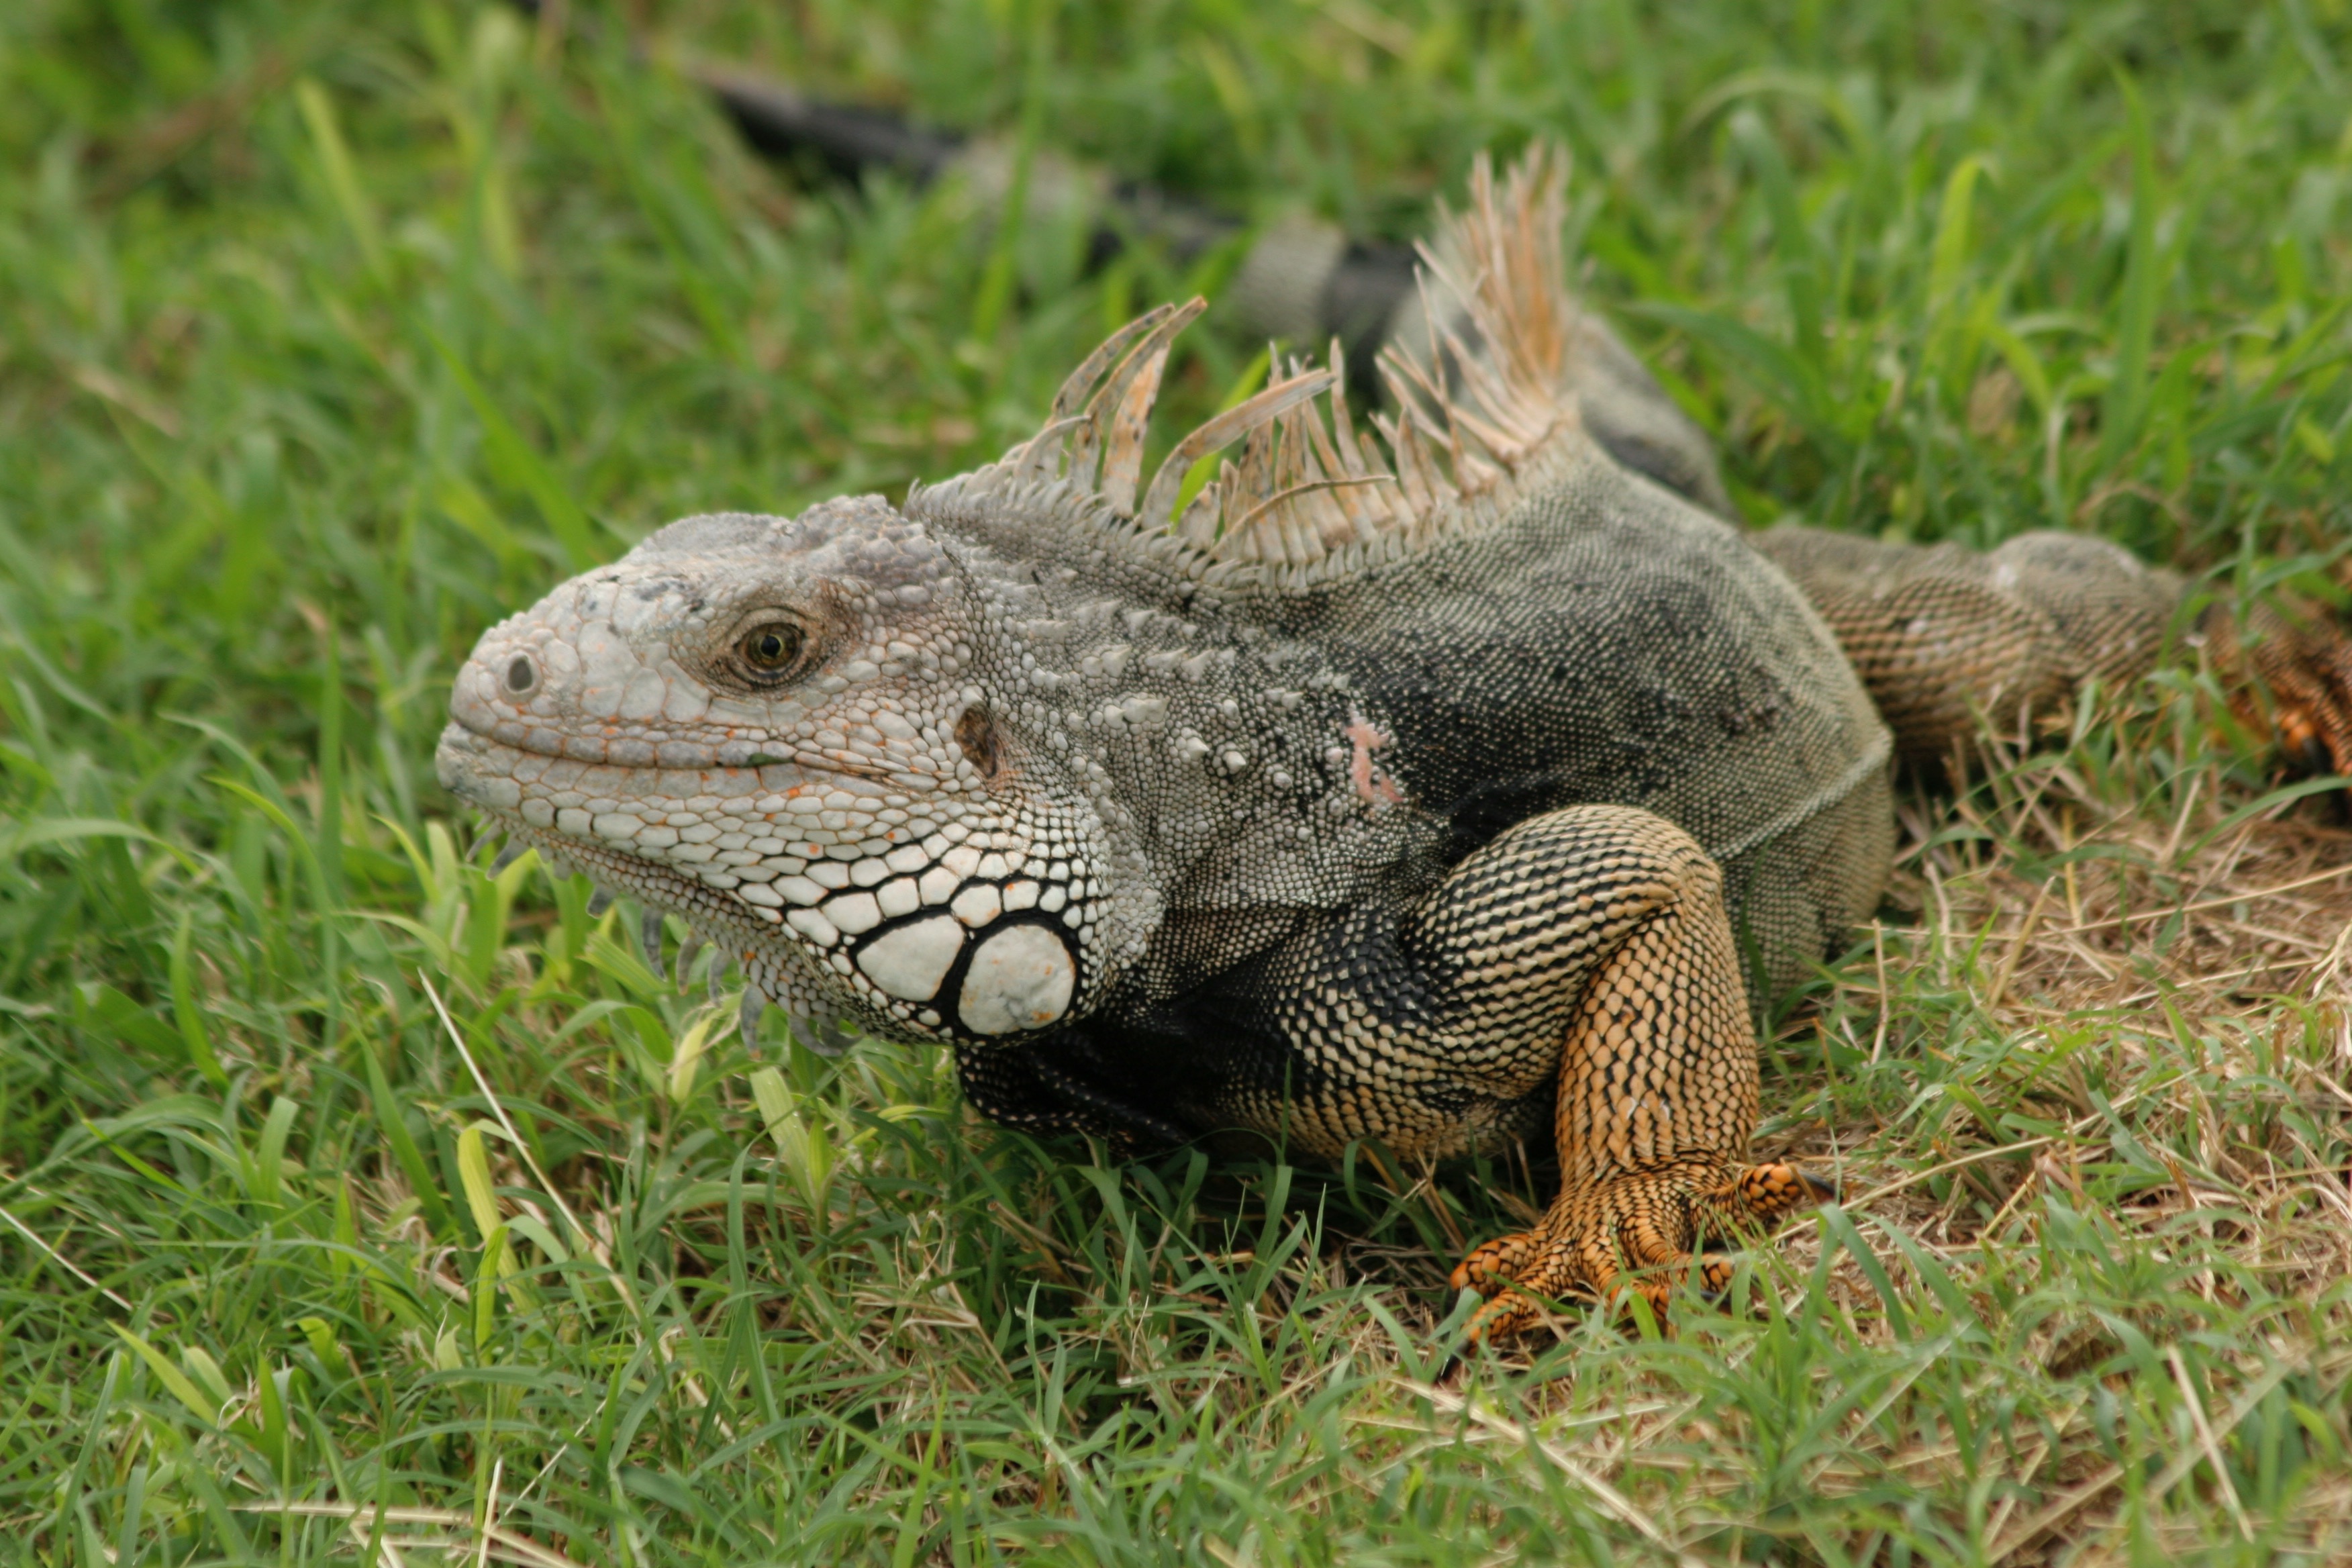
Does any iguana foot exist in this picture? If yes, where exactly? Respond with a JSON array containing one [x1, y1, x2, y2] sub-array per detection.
[[1449, 1161, 1833, 1343], [2210, 603, 2352, 782]]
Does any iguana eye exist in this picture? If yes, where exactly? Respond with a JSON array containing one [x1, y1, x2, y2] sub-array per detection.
[[735, 620, 806, 680]]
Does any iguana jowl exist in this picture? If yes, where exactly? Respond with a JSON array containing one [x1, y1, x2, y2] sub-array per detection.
[[436, 148, 2324, 1338]]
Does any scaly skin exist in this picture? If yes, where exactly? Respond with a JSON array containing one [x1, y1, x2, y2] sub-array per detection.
[[436, 147, 2342, 1349]]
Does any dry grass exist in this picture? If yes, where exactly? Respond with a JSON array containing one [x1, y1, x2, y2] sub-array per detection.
[[1712, 690, 2352, 1562]]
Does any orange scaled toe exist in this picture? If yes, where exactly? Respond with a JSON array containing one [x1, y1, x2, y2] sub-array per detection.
[[1450, 1161, 1834, 1346]]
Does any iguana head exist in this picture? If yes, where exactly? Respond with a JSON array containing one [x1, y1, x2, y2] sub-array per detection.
[[438, 147, 1591, 1052], [435, 487, 1161, 1046]]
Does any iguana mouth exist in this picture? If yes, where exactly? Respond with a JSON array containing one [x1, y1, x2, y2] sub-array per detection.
[[740, 748, 903, 786], [435, 724, 752, 920], [436, 719, 1096, 1046]]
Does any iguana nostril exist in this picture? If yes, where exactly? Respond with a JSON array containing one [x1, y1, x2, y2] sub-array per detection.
[[505, 654, 538, 694]]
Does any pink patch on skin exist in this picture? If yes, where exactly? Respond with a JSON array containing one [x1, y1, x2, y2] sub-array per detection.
[[1344, 716, 1406, 806]]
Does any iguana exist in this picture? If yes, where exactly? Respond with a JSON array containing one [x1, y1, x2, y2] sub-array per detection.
[[436, 147, 2349, 1341]]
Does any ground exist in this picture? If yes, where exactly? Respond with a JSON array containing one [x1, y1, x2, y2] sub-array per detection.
[[3, 1, 2352, 1563]]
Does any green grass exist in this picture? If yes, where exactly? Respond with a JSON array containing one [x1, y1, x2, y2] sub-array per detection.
[[4, 1, 2352, 1562]]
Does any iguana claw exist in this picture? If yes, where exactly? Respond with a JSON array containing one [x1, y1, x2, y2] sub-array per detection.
[[1448, 1161, 1833, 1346]]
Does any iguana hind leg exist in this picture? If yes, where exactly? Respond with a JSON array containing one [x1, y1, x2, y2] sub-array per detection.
[[2210, 600, 2352, 786], [1420, 807, 1832, 1340], [1753, 524, 2352, 787]]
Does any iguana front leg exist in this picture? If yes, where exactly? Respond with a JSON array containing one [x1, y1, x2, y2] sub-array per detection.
[[1322, 805, 1832, 1339]]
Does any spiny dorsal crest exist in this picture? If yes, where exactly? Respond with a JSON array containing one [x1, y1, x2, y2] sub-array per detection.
[[926, 144, 1586, 593]]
